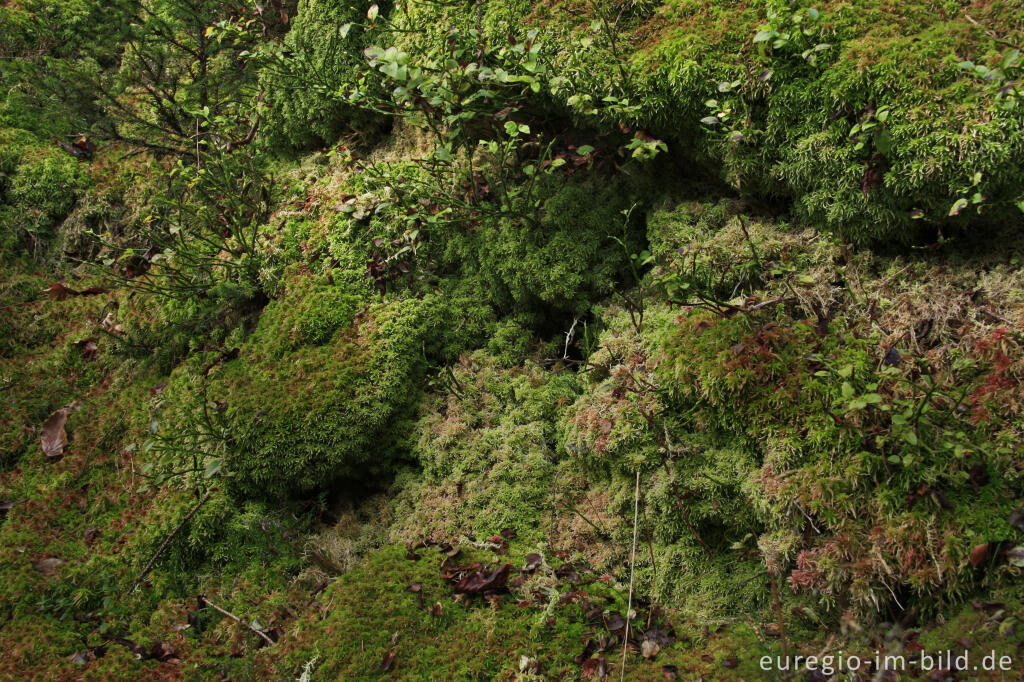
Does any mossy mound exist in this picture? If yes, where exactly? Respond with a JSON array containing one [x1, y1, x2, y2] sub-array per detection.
[[390, 351, 580, 542], [400, 0, 1024, 244], [0, 128, 89, 254], [206, 285, 447, 499], [561, 200, 1024, 622]]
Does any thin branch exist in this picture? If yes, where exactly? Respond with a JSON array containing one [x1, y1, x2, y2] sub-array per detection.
[[199, 596, 276, 646], [130, 490, 212, 592]]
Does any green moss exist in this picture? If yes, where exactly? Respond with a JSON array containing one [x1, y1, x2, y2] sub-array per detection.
[[260, 0, 388, 151], [0, 128, 89, 253], [390, 351, 579, 541], [200, 290, 454, 499], [444, 174, 651, 315]]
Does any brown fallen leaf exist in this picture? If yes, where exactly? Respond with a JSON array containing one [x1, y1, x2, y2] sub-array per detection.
[[604, 612, 626, 634], [582, 655, 609, 679], [46, 282, 106, 300], [662, 664, 679, 679], [641, 640, 661, 659], [149, 641, 178, 661], [74, 337, 99, 359], [34, 557, 64, 576], [40, 401, 81, 460], [452, 563, 511, 595], [522, 553, 542, 573], [555, 564, 580, 582], [970, 543, 991, 568], [381, 651, 396, 672]]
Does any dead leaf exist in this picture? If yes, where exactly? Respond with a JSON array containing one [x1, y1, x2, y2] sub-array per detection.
[[721, 655, 739, 669], [40, 401, 80, 460], [149, 641, 178, 661], [1006, 545, 1024, 567], [74, 338, 99, 360], [84, 526, 101, 544], [34, 557, 63, 575], [582, 655, 610, 679], [453, 563, 511, 595], [555, 564, 579, 582], [523, 553, 542, 572], [662, 664, 679, 679], [1009, 507, 1024, 533], [381, 651, 396, 672], [46, 282, 106, 300], [970, 543, 991, 568], [41, 411, 69, 459], [604, 612, 626, 634], [641, 640, 661, 659]]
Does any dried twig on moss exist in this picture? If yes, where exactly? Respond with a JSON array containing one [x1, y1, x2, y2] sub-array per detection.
[[619, 470, 641, 682], [130, 490, 212, 592], [199, 595, 277, 647]]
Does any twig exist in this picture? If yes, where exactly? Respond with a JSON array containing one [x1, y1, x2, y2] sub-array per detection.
[[131, 490, 212, 592], [769, 572, 790, 662], [641, 496, 658, 628], [738, 216, 762, 272], [200, 595, 276, 646], [619, 470, 641, 682], [564, 316, 580, 359]]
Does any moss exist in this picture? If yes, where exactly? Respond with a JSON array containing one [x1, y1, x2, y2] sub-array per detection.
[[389, 351, 579, 542], [444, 174, 651, 315], [260, 0, 389, 151], [397, 0, 1024, 243], [261, 540, 776, 681], [0, 128, 89, 253], [197, 291, 442, 499], [487, 317, 534, 367]]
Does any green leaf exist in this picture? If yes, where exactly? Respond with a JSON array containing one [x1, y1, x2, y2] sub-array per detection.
[[949, 197, 969, 216], [367, 4, 379, 21], [753, 30, 773, 43], [576, 144, 595, 155], [433, 144, 453, 162], [204, 458, 222, 479]]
